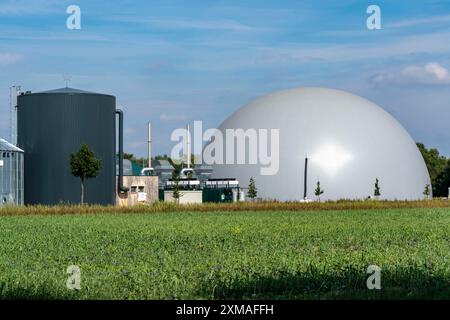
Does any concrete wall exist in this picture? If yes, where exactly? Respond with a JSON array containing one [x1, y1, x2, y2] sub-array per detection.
[[164, 190, 203, 204], [116, 176, 158, 206]]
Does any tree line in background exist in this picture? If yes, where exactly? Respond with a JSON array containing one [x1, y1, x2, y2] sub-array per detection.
[[123, 153, 196, 176], [416, 143, 450, 197]]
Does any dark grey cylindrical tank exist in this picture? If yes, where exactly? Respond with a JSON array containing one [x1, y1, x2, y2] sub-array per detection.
[[17, 88, 116, 205]]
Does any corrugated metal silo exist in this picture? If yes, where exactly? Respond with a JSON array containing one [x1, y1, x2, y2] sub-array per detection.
[[0, 138, 24, 206], [17, 87, 126, 205]]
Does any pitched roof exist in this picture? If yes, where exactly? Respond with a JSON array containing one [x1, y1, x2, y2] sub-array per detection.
[[0, 138, 24, 152], [38, 87, 96, 94]]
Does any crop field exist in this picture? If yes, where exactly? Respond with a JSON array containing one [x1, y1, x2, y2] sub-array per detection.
[[0, 206, 449, 299]]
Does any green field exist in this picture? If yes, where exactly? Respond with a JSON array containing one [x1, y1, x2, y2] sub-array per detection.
[[0, 208, 449, 299]]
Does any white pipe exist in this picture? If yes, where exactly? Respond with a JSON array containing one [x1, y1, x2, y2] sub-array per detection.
[[186, 124, 191, 169]]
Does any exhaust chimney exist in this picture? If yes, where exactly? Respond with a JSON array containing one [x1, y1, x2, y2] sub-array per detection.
[[116, 109, 129, 193], [186, 124, 191, 169]]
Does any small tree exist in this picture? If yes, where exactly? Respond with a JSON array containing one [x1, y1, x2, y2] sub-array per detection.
[[248, 177, 258, 201], [172, 170, 182, 204], [374, 178, 381, 199], [314, 180, 324, 201], [172, 178, 181, 203], [70, 144, 102, 205], [423, 184, 431, 200]]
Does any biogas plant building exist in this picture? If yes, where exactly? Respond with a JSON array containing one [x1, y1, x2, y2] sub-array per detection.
[[0, 86, 432, 205], [212, 87, 431, 201]]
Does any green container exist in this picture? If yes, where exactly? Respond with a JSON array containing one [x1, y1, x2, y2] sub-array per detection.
[[202, 188, 234, 203], [158, 189, 165, 201]]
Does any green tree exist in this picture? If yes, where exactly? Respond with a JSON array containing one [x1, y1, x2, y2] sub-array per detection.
[[172, 179, 181, 203], [423, 184, 431, 200], [189, 153, 197, 169], [314, 180, 324, 201], [155, 154, 170, 160], [434, 159, 450, 197], [124, 153, 171, 171], [416, 142, 448, 196], [123, 153, 134, 160], [170, 160, 183, 178], [124, 153, 198, 175], [172, 169, 181, 203], [374, 178, 381, 198], [70, 144, 102, 205], [248, 177, 258, 201]]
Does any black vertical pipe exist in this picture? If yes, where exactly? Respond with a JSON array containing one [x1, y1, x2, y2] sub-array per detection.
[[303, 157, 308, 199], [116, 109, 129, 193]]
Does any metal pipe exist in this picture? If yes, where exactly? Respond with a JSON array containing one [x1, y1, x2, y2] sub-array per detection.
[[148, 121, 152, 168], [186, 124, 191, 169], [303, 156, 308, 199], [116, 109, 129, 193], [9, 85, 20, 146]]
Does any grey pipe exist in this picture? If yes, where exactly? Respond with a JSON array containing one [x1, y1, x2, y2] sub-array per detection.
[[116, 109, 129, 193]]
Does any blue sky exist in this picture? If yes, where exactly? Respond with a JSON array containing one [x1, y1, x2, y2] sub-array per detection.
[[1, 0, 450, 156]]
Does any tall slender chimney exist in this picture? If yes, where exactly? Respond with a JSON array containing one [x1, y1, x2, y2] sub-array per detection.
[[148, 122, 152, 168], [186, 124, 191, 169]]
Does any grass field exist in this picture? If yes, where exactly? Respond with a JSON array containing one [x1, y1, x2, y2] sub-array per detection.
[[0, 207, 449, 299]]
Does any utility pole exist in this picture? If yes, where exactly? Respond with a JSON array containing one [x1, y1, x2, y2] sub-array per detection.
[[303, 156, 308, 200], [148, 122, 152, 168]]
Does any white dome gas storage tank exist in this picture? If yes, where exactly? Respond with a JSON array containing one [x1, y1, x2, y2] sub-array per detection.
[[211, 87, 431, 201]]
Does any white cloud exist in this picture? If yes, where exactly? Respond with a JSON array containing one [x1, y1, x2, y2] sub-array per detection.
[[262, 31, 450, 63], [424, 63, 450, 80], [0, 0, 61, 16], [388, 14, 450, 28], [183, 30, 450, 72], [112, 16, 266, 32], [0, 53, 22, 66], [159, 113, 188, 122], [371, 62, 450, 85], [152, 18, 261, 32], [130, 141, 146, 149]]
